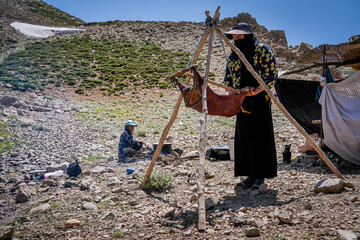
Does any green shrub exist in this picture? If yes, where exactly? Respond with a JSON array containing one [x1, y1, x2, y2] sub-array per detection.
[[138, 170, 174, 192], [75, 87, 84, 94]]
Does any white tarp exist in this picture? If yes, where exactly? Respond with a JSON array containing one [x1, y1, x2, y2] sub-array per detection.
[[319, 70, 360, 165]]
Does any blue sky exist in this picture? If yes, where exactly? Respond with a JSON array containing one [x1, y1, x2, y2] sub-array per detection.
[[43, 0, 360, 47]]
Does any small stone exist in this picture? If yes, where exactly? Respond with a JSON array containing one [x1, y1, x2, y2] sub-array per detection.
[[42, 179, 56, 186], [82, 196, 93, 202], [65, 219, 81, 229], [91, 166, 106, 174], [304, 204, 312, 210], [205, 172, 215, 179], [16, 183, 30, 203], [230, 212, 246, 225], [183, 229, 192, 237], [162, 208, 176, 218], [190, 194, 197, 202], [30, 203, 51, 214], [224, 229, 232, 235], [258, 183, 268, 193], [0, 226, 15, 240], [245, 227, 260, 237], [108, 177, 121, 186], [102, 212, 116, 220], [16, 216, 30, 223], [337, 229, 357, 240], [205, 198, 215, 210], [82, 202, 96, 210], [274, 211, 293, 224], [111, 187, 123, 193], [205, 228, 215, 234], [80, 179, 92, 191], [94, 195, 103, 203], [64, 181, 73, 188], [239, 207, 247, 213]]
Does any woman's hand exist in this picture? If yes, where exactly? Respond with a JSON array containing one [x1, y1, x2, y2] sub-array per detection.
[[240, 86, 253, 96]]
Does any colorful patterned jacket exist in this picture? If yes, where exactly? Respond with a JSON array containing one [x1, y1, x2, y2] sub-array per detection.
[[224, 43, 277, 90]]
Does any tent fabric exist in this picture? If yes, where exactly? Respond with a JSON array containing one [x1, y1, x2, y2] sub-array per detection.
[[319, 70, 360, 166], [315, 66, 335, 101], [274, 78, 321, 134]]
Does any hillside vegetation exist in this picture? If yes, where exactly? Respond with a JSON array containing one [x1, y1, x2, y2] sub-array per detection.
[[0, 33, 190, 95]]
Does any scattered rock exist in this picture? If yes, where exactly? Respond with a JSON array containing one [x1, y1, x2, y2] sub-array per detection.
[[0, 226, 15, 240], [102, 212, 116, 220], [108, 177, 121, 186], [337, 229, 357, 240], [65, 219, 81, 229], [245, 227, 260, 237], [80, 179, 92, 191], [314, 179, 344, 193], [42, 179, 56, 187], [230, 212, 246, 225], [180, 151, 199, 159], [182, 230, 192, 237], [82, 195, 93, 202], [258, 183, 268, 193], [274, 211, 293, 224], [16, 183, 30, 203], [205, 198, 215, 210], [91, 166, 106, 174], [205, 228, 215, 234], [30, 203, 51, 214], [82, 202, 96, 210]]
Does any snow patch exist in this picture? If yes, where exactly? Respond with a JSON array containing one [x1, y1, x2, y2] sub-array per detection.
[[10, 22, 85, 38]]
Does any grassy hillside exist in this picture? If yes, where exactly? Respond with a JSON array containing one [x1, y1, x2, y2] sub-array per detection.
[[0, 32, 191, 95]]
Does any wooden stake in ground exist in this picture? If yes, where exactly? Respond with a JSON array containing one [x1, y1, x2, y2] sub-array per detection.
[[197, 10, 216, 231], [214, 26, 344, 179], [141, 7, 220, 187]]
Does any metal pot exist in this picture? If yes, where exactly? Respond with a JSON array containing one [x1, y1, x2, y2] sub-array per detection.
[[153, 142, 172, 154]]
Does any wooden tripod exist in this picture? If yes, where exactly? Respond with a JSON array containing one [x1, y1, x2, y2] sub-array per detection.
[[142, 6, 344, 231]]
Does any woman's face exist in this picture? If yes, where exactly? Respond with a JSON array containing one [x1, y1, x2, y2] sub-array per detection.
[[232, 34, 245, 40]]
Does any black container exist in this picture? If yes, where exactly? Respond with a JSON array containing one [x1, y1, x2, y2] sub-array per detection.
[[153, 142, 172, 154], [282, 144, 292, 164]]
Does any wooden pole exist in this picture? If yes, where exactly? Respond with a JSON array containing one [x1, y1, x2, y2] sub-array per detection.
[[215, 26, 345, 180], [142, 7, 220, 186], [197, 10, 215, 231]]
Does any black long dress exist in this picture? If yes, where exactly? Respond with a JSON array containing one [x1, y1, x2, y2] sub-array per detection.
[[234, 75, 277, 178], [224, 38, 278, 179]]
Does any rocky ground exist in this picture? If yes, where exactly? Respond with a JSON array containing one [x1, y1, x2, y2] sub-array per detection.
[[1, 81, 360, 240]]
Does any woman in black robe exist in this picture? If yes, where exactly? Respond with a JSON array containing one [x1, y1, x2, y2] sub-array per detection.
[[223, 23, 278, 189]]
